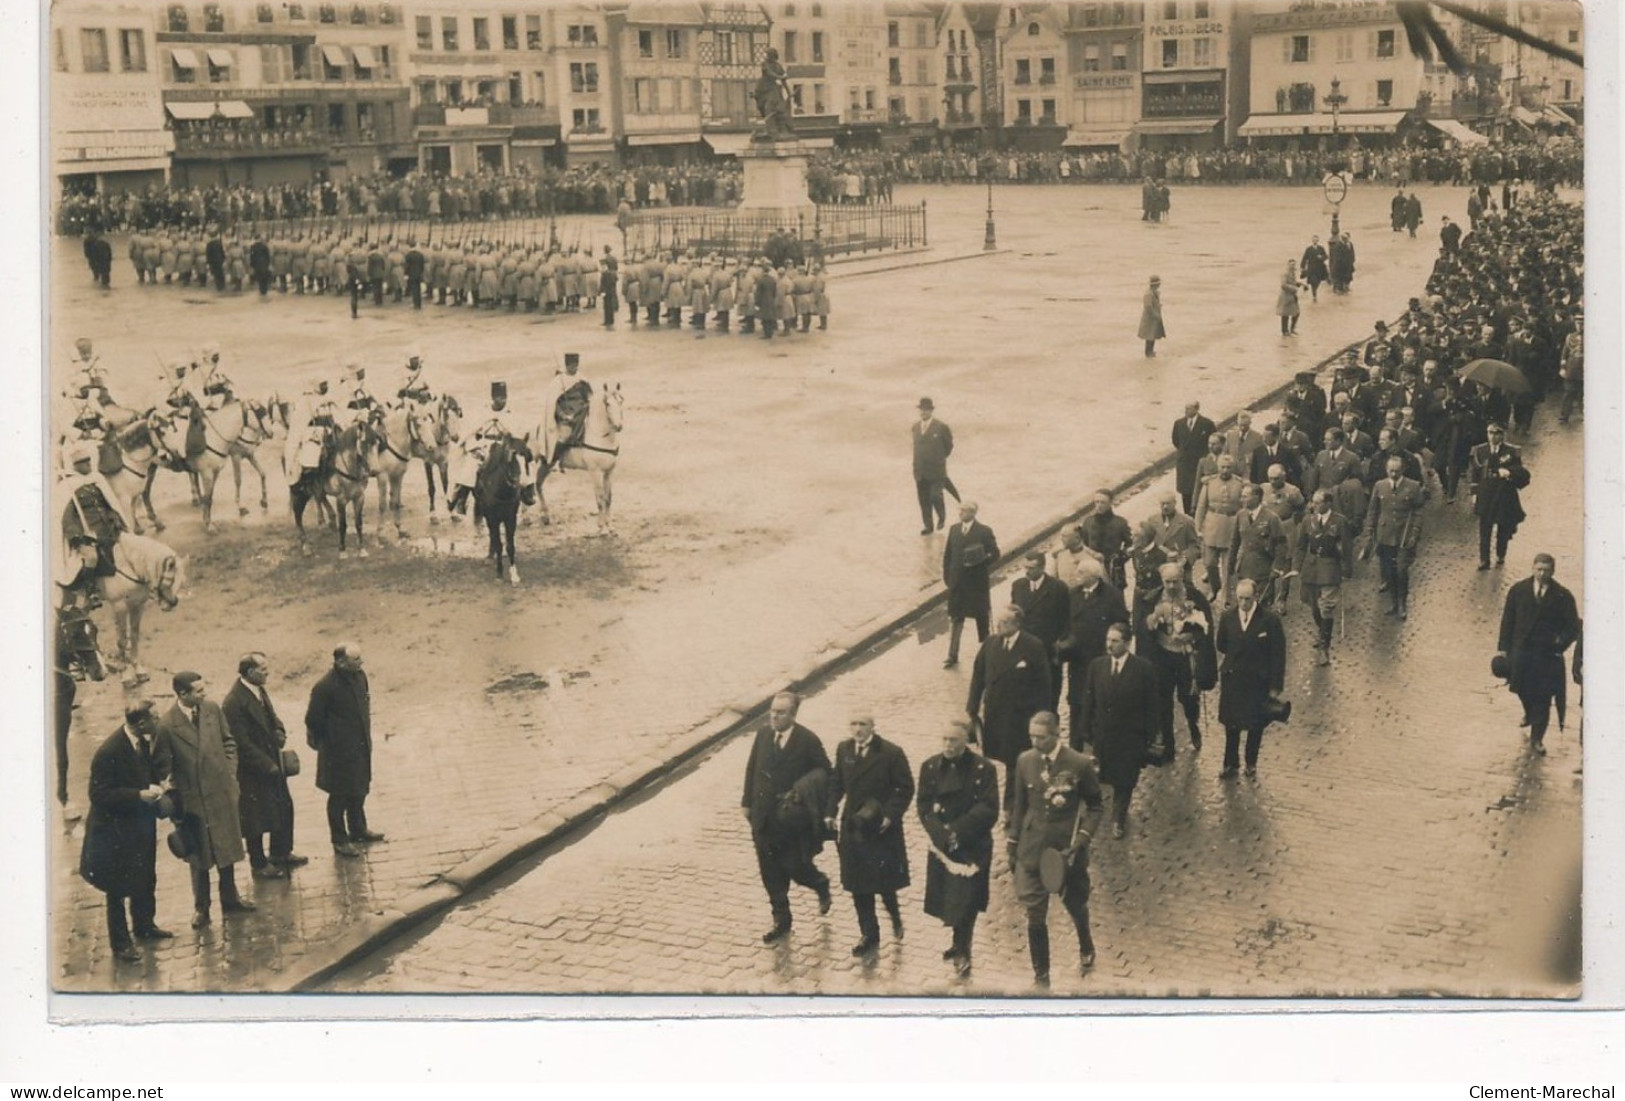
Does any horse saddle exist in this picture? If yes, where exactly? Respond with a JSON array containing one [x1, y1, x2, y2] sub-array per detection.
[[97, 439, 123, 477], [184, 415, 207, 460]]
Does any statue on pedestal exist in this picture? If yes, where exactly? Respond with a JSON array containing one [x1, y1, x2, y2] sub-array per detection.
[[752, 48, 794, 142]]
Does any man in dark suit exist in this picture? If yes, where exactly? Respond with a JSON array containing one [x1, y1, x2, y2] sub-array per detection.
[[1010, 552, 1070, 708], [1008, 712, 1104, 986], [223, 652, 305, 879], [912, 397, 957, 535], [1497, 554, 1580, 755], [1284, 372, 1328, 448], [404, 239, 427, 310], [1469, 422, 1530, 569], [916, 719, 999, 976], [967, 605, 1053, 809], [1215, 580, 1287, 779], [1250, 423, 1302, 488], [1056, 559, 1129, 746], [824, 714, 914, 957], [1171, 401, 1216, 515], [942, 501, 999, 667], [1076, 624, 1159, 839], [741, 691, 833, 942], [79, 701, 174, 962], [305, 641, 381, 859], [1362, 454, 1427, 617]]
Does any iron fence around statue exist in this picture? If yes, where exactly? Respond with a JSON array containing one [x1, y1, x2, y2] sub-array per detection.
[[622, 202, 927, 263]]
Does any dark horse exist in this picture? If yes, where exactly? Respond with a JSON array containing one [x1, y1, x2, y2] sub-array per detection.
[[475, 436, 524, 584], [54, 603, 108, 809], [291, 420, 374, 557]]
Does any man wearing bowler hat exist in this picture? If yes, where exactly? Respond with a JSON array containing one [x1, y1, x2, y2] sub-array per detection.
[[911, 397, 958, 535]]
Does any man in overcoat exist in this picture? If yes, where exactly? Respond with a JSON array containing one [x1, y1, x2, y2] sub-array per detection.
[[912, 397, 955, 535], [1171, 401, 1216, 515], [1362, 454, 1427, 618], [967, 605, 1052, 808], [1011, 552, 1070, 708], [223, 652, 304, 879], [1076, 624, 1159, 840], [916, 719, 999, 976], [942, 501, 999, 667], [1496, 554, 1580, 755], [80, 701, 174, 961], [824, 714, 914, 957], [1469, 422, 1530, 569], [160, 671, 254, 928], [305, 641, 381, 858], [1215, 581, 1287, 780], [741, 691, 833, 942], [1057, 559, 1129, 746], [1008, 712, 1104, 986]]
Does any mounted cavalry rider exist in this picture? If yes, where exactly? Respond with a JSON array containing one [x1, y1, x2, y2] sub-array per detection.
[[338, 361, 378, 424], [59, 441, 134, 587], [541, 352, 593, 470], [189, 341, 232, 411], [449, 381, 534, 516], [395, 348, 435, 410], [283, 378, 338, 487]]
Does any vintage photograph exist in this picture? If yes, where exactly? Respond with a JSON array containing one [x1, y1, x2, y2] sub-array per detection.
[[45, 0, 1586, 1000]]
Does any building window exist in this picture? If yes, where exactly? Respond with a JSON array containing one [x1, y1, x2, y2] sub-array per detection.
[[442, 17, 458, 51], [379, 4, 395, 23], [318, 4, 336, 24], [327, 102, 346, 135], [1083, 5, 1099, 27], [476, 78, 496, 101], [350, 4, 367, 24], [119, 29, 147, 72], [322, 47, 345, 80], [1288, 81, 1315, 112], [167, 5, 188, 32], [790, 83, 804, 114], [864, 86, 876, 110], [814, 82, 826, 113], [1015, 58, 1030, 84], [80, 28, 110, 73], [631, 76, 652, 111], [916, 56, 929, 84], [502, 16, 518, 50], [1375, 29, 1395, 58], [1567, 28, 1579, 44], [811, 30, 823, 61], [1335, 32, 1352, 62], [1192, 36, 1211, 67], [1375, 78, 1393, 106], [287, 3, 304, 20], [811, 2, 822, 15], [532, 71, 546, 104], [1162, 1, 1177, 18], [171, 50, 195, 82], [527, 15, 542, 48], [887, 21, 899, 47], [572, 107, 600, 130], [1194, 0, 1209, 15], [1041, 97, 1056, 122], [291, 42, 311, 79], [208, 51, 231, 82], [889, 94, 904, 118], [473, 17, 490, 51], [638, 29, 653, 57], [917, 93, 930, 120], [416, 16, 432, 50], [1111, 2, 1126, 24], [915, 21, 928, 46], [203, 3, 224, 31], [444, 78, 463, 104], [1016, 98, 1032, 121], [376, 44, 390, 75], [889, 56, 902, 83], [1561, 78, 1573, 99], [256, 3, 273, 23], [567, 23, 598, 45], [1161, 39, 1178, 67], [666, 28, 683, 58], [416, 79, 436, 104], [783, 30, 797, 62], [1290, 35, 1311, 63], [1083, 45, 1100, 72], [570, 61, 598, 92], [1040, 56, 1055, 83], [715, 30, 735, 64], [848, 86, 861, 112], [784, 3, 796, 15], [1110, 42, 1128, 70]]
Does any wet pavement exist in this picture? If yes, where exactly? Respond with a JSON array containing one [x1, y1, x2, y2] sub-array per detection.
[[338, 414, 1583, 998], [48, 182, 1523, 992]]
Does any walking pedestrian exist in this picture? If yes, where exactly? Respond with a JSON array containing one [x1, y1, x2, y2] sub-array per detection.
[[1215, 580, 1287, 780], [916, 719, 999, 978], [1056, 558, 1129, 745], [1010, 552, 1071, 709], [1138, 275, 1165, 357], [824, 713, 914, 957], [1075, 624, 1158, 840], [942, 501, 998, 668], [1007, 712, 1104, 987], [1361, 454, 1427, 618], [1495, 554, 1580, 756], [304, 642, 382, 859], [741, 691, 834, 943], [966, 604, 1053, 807], [222, 652, 305, 879], [1276, 259, 1304, 336], [1469, 423, 1530, 570], [1300, 235, 1329, 302], [159, 672, 256, 929], [912, 397, 956, 535], [1194, 453, 1245, 601], [1141, 563, 1214, 759], [1294, 490, 1354, 666], [79, 701, 174, 962], [1171, 401, 1216, 516]]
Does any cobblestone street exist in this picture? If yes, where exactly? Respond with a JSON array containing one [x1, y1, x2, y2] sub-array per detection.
[[337, 415, 1582, 997], [46, 182, 1577, 993]]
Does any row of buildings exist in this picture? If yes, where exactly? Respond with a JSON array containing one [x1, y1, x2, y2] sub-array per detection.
[[52, 0, 1584, 193]]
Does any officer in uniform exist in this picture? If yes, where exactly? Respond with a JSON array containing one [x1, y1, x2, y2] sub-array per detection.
[[338, 363, 377, 424], [710, 256, 735, 330], [1294, 490, 1354, 665], [1194, 454, 1245, 600], [284, 379, 337, 488], [600, 246, 620, 328], [449, 381, 530, 518], [542, 353, 593, 469], [792, 264, 815, 333], [810, 262, 830, 331], [396, 349, 434, 410]]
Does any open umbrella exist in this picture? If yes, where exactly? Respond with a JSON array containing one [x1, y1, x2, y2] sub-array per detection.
[[1460, 358, 1531, 395]]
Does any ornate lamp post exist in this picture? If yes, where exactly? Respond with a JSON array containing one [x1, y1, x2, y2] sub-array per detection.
[[1323, 75, 1349, 235], [984, 174, 996, 250]]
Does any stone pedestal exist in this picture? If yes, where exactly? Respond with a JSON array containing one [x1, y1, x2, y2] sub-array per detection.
[[738, 139, 816, 222]]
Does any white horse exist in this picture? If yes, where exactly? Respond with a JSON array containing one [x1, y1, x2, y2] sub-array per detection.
[[151, 395, 273, 533], [535, 382, 623, 535], [97, 532, 182, 685], [368, 398, 459, 535]]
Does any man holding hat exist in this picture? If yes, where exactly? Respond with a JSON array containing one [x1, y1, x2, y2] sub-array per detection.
[[911, 397, 955, 535], [1007, 711, 1103, 986], [823, 713, 914, 958], [942, 502, 999, 668]]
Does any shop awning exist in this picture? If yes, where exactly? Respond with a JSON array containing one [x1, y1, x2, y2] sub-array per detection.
[[1061, 126, 1130, 148], [1238, 111, 1407, 137], [702, 132, 752, 156], [216, 100, 255, 119], [1426, 118, 1488, 146], [1510, 106, 1542, 126], [1542, 105, 1575, 127], [627, 131, 701, 146], [321, 45, 349, 67], [165, 101, 217, 120], [169, 48, 199, 69], [206, 48, 234, 68], [1133, 117, 1221, 136], [351, 45, 376, 69]]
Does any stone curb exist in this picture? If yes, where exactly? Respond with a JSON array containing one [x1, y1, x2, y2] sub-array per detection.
[[832, 249, 1010, 280], [282, 330, 1370, 993]]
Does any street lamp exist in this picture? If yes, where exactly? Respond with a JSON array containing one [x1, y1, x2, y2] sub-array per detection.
[[984, 174, 996, 250], [1323, 75, 1349, 235]]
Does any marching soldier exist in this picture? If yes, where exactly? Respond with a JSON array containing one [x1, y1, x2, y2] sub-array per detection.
[[385, 237, 407, 303], [642, 254, 665, 325], [686, 253, 711, 329], [622, 252, 642, 326], [810, 262, 830, 331], [663, 251, 688, 326], [1361, 453, 1427, 619], [289, 231, 311, 294], [1194, 453, 1245, 601], [792, 264, 815, 333], [710, 256, 735, 330]]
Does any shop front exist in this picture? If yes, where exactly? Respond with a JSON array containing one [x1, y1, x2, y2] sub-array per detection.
[[1138, 71, 1224, 151]]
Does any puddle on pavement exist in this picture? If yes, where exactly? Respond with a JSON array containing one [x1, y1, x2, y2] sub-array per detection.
[[486, 669, 593, 694]]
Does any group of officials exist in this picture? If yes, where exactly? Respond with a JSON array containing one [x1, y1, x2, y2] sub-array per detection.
[[78, 646, 379, 962]]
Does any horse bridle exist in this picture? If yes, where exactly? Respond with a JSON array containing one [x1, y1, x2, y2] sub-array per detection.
[[111, 547, 180, 610]]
